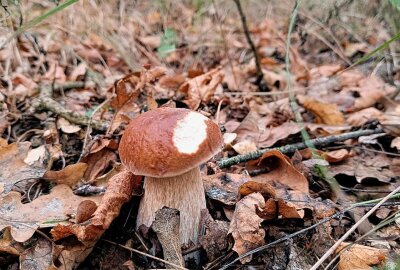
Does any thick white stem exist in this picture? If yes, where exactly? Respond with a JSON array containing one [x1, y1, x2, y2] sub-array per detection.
[[136, 167, 206, 246]]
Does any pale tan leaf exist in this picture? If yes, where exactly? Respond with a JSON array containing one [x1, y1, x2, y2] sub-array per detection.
[[336, 243, 387, 270], [0, 185, 102, 242], [43, 163, 88, 187]]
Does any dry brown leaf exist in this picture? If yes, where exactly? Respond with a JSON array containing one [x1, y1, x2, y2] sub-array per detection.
[[229, 192, 265, 263], [259, 121, 302, 148], [345, 76, 395, 112], [56, 238, 96, 270], [0, 228, 24, 256], [299, 148, 353, 163], [0, 185, 102, 242], [247, 150, 309, 193], [238, 181, 276, 199], [330, 152, 397, 183], [179, 67, 223, 109], [43, 163, 88, 187], [199, 212, 230, 261], [335, 243, 387, 270], [234, 110, 260, 143], [310, 64, 342, 78], [238, 181, 303, 220], [81, 148, 117, 183], [20, 238, 56, 270], [51, 170, 141, 242], [300, 97, 345, 125], [346, 107, 383, 126], [203, 173, 251, 206], [0, 142, 46, 195]]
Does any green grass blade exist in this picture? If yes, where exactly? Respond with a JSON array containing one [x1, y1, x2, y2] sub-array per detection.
[[348, 30, 400, 69], [1, 0, 78, 48]]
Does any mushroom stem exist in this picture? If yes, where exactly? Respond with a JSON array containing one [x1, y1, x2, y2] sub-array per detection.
[[136, 167, 206, 246]]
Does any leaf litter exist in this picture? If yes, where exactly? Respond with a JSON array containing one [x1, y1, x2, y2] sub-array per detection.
[[1, 1, 400, 269]]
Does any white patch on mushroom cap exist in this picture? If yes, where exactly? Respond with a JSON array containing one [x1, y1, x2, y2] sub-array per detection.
[[173, 112, 207, 154]]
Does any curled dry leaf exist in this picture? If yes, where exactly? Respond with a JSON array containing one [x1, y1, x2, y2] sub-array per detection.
[[0, 142, 46, 195], [203, 172, 251, 206], [299, 148, 353, 163], [199, 211, 230, 261], [0, 185, 102, 242], [178, 67, 223, 109], [109, 67, 167, 132], [81, 148, 117, 184], [259, 121, 302, 148], [229, 192, 265, 263], [238, 181, 303, 220], [346, 107, 383, 127], [335, 243, 387, 270], [57, 117, 81, 134], [300, 97, 345, 125], [51, 170, 141, 242], [43, 162, 88, 187], [232, 110, 260, 154], [247, 150, 309, 193], [330, 152, 397, 183]]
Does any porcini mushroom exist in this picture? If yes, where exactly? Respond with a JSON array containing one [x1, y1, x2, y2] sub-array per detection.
[[119, 107, 223, 246]]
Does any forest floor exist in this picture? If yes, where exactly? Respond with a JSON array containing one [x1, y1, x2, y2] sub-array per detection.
[[1, 1, 400, 269]]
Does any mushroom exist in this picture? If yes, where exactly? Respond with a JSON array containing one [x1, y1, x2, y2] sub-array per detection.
[[119, 107, 223, 246]]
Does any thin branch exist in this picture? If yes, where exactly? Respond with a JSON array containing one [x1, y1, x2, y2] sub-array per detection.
[[32, 83, 108, 131], [102, 239, 188, 270], [233, 0, 268, 91], [220, 192, 400, 269], [217, 128, 384, 168], [310, 185, 400, 270]]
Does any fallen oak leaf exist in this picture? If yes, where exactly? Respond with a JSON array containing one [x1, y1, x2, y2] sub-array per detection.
[[51, 170, 141, 242], [300, 97, 345, 125], [43, 163, 88, 187], [246, 150, 309, 193], [335, 243, 387, 270], [0, 185, 102, 242], [178, 67, 223, 110], [299, 148, 353, 163], [229, 192, 265, 263], [0, 141, 46, 195]]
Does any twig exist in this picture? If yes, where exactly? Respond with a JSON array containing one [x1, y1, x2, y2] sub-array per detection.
[[32, 83, 108, 131], [102, 239, 188, 270], [310, 185, 400, 270], [220, 192, 400, 269], [217, 128, 384, 168], [233, 0, 268, 92]]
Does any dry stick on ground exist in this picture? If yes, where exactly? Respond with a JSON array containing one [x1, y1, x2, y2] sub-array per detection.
[[310, 185, 400, 270], [102, 239, 188, 270], [233, 0, 268, 92], [32, 83, 108, 131], [217, 128, 384, 168], [219, 197, 400, 270]]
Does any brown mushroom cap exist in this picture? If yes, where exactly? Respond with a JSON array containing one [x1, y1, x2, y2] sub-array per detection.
[[119, 107, 223, 178]]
